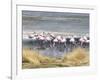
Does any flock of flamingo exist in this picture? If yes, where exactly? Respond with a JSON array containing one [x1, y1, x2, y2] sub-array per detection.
[[23, 32, 89, 51]]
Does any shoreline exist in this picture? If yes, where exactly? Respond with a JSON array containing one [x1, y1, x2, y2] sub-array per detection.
[[23, 30, 89, 37]]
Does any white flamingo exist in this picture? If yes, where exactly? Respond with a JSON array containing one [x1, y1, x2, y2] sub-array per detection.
[[44, 36, 52, 48], [53, 38, 58, 47], [86, 39, 90, 43], [79, 36, 87, 47], [56, 36, 61, 41], [70, 37, 75, 44], [60, 37, 66, 47], [69, 36, 76, 50]]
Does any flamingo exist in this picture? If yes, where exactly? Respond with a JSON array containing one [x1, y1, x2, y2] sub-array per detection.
[[44, 36, 52, 48], [53, 38, 58, 47], [70, 37, 75, 44], [60, 37, 66, 47], [79, 36, 88, 47], [69, 36, 76, 50]]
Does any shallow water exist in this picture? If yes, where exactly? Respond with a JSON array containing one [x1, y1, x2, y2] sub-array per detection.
[[22, 40, 89, 58]]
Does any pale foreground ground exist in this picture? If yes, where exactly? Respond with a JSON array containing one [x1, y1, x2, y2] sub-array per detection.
[[22, 47, 89, 69]]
